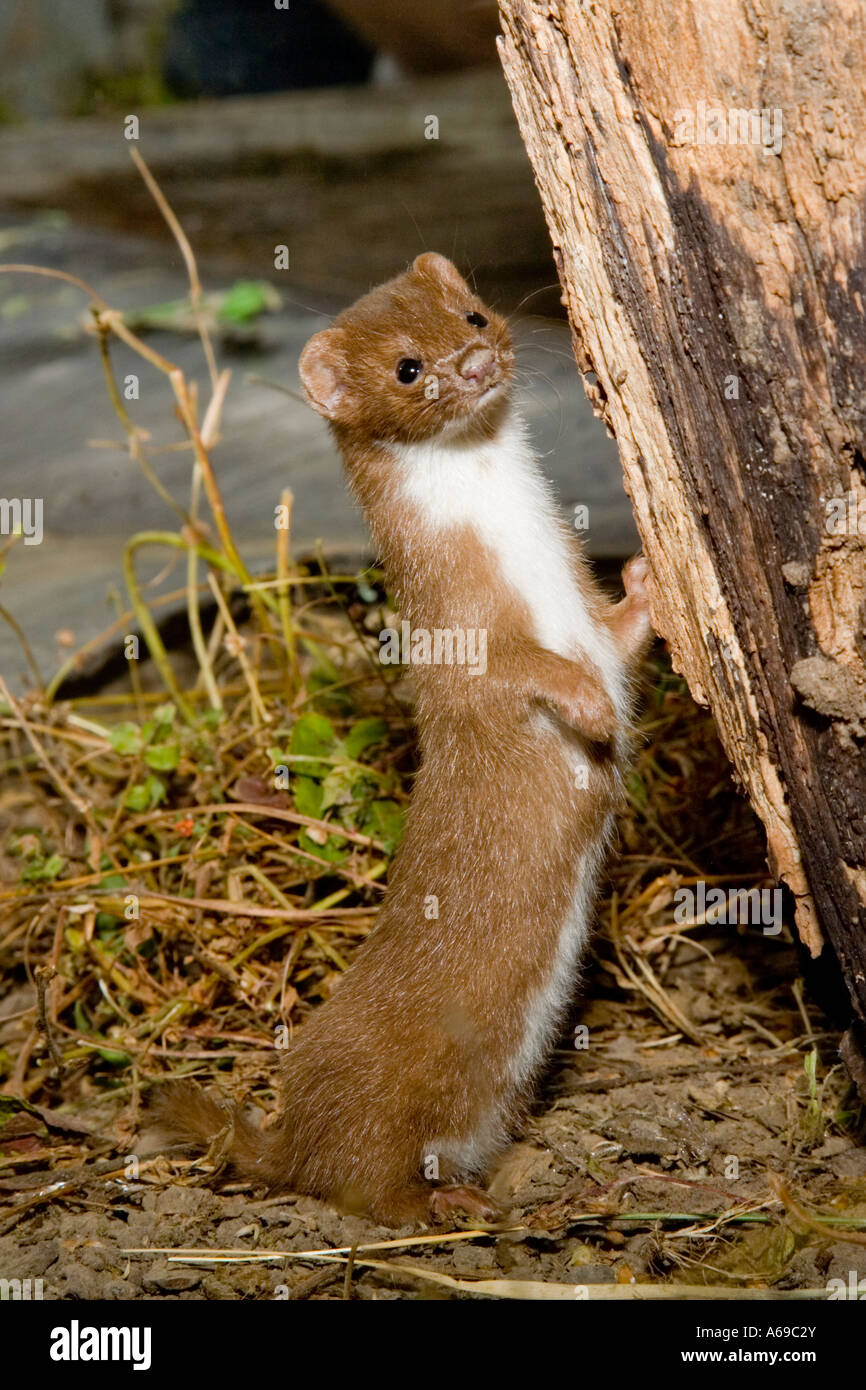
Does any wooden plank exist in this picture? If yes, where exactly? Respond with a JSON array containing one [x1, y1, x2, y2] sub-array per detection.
[[0, 71, 554, 306]]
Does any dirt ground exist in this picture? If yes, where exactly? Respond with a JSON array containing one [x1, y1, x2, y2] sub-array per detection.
[[1, 940, 864, 1300], [2, 643, 865, 1300]]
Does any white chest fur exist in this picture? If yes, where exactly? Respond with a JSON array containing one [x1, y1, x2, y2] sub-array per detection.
[[391, 412, 625, 714]]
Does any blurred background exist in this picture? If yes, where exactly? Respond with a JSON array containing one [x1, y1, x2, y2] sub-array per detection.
[[0, 0, 636, 688]]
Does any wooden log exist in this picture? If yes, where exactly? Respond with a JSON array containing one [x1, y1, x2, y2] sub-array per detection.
[[498, 2, 866, 1040]]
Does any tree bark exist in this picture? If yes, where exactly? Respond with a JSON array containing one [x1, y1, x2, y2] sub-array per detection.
[[498, 3, 866, 1036]]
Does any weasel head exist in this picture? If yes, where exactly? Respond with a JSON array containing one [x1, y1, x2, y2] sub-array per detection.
[[298, 253, 514, 445]]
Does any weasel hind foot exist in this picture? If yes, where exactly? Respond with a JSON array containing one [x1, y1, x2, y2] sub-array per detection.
[[368, 1182, 502, 1228], [429, 1184, 503, 1224]]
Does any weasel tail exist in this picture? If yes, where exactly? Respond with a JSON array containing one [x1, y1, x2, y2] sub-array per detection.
[[151, 1081, 280, 1181], [152, 253, 652, 1226]]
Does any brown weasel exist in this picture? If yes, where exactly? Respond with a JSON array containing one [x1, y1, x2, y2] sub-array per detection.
[[154, 253, 653, 1226]]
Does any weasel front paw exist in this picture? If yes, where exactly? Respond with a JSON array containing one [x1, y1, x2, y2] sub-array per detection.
[[622, 554, 651, 608], [549, 677, 617, 744]]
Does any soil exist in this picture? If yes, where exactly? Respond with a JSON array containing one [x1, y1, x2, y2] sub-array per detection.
[[1, 900, 863, 1300]]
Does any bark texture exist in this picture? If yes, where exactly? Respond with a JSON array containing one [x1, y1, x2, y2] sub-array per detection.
[[498, 2, 866, 1027]]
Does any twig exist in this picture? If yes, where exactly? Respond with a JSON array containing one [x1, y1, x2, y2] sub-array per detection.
[[276, 488, 297, 689], [0, 602, 45, 693], [93, 311, 188, 525], [0, 263, 108, 305], [43, 581, 215, 704], [172, 370, 276, 632], [343, 1241, 358, 1299], [770, 1174, 866, 1247], [123, 536, 193, 719], [206, 572, 270, 726], [0, 1155, 164, 1236], [128, 146, 219, 392], [88, 890, 372, 923], [0, 677, 94, 826], [34, 964, 63, 1076], [125, 801, 386, 850], [185, 455, 222, 713]]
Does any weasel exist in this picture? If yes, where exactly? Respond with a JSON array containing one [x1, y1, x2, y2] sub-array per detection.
[[154, 253, 653, 1226]]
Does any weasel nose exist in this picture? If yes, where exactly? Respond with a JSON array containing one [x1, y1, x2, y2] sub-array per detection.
[[458, 346, 496, 384]]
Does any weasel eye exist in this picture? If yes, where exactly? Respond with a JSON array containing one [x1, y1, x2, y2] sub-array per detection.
[[396, 358, 423, 384], [466, 311, 488, 328]]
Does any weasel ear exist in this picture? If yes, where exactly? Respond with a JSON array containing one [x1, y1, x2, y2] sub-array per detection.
[[299, 329, 352, 422], [411, 252, 467, 292]]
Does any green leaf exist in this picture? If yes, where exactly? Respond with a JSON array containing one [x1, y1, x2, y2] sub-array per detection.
[[290, 712, 336, 753], [342, 717, 388, 760], [363, 799, 405, 852], [292, 775, 324, 819], [218, 280, 269, 324], [146, 775, 167, 806], [20, 853, 65, 883], [320, 765, 359, 811], [124, 775, 166, 811], [98, 874, 127, 892], [337, 802, 359, 831], [303, 645, 351, 710], [289, 713, 336, 778], [94, 1048, 130, 1067], [110, 722, 142, 755], [297, 829, 346, 864], [144, 743, 179, 772], [142, 703, 176, 747], [65, 927, 86, 954]]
